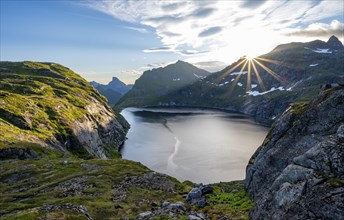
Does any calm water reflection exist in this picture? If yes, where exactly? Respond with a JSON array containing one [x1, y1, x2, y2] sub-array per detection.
[[120, 108, 269, 184]]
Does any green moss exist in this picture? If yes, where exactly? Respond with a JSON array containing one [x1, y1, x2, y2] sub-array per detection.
[[0, 61, 111, 156], [290, 102, 308, 115], [196, 181, 254, 220], [328, 178, 344, 187]]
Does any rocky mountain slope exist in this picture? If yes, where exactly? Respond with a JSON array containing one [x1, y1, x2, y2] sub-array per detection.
[[116, 60, 210, 108], [90, 77, 133, 106], [245, 87, 344, 219], [117, 36, 344, 125], [0, 61, 129, 159]]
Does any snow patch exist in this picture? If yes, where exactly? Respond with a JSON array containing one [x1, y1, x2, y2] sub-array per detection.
[[231, 79, 235, 82], [193, 73, 206, 79], [218, 81, 230, 87], [230, 71, 247, 76], [286, 80, 303, 91], [313, 48, 332, 53], [304, 47, 332, 54], [251, 84, 257, 88], [309, 63, 319, 67], [237, 82, 243, 87], [173, 78, 181, 81], [247, 86, 285, 96]]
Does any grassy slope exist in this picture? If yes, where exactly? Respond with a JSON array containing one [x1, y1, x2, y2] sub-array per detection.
[[0, 61, 120, 158], [0, 156, 253, 220]]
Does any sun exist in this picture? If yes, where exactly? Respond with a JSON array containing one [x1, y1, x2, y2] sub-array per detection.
[[245, 52, 257, 61]]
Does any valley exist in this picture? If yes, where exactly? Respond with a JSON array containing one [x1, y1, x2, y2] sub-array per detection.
[[1, 35, 343, 220]]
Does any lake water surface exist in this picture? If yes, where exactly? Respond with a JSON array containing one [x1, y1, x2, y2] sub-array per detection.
[[120, 108, 269, 184]]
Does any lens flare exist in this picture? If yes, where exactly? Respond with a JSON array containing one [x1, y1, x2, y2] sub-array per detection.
[[221, 55, 287, 98]]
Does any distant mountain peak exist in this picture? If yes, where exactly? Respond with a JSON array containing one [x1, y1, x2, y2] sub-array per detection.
[[108, 77, 126, 87], [327, 35, 344, 50], [175, 60, 189, 65]]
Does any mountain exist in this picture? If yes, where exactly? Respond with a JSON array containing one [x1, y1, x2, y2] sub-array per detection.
[[117, 36, 344, 125], [116, 60, 211, 108], [245, 87, 344, 219], [0, 61, 129, 159], [90, 77, 133, 106]]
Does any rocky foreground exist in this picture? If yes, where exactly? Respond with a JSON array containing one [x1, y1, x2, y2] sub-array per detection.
[[245, 87, 344, 219], [0, 157, 253, 219]]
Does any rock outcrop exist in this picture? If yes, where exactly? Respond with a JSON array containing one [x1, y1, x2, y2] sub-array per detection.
[[245, 88, 344, 219], [0, 61, 129, 159]]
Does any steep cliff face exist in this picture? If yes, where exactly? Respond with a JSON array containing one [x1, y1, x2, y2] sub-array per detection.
[[245, 87, 344, 219], [0, 61, 129, 159]]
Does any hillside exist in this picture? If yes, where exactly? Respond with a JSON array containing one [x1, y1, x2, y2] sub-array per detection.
[[90, 77, 133, 106], [117, 36, 344, 125], [0, 61, 129, 159], [0, 61, 254, 220], [116, 60, 210, 108], [245, 87, 344, 219]]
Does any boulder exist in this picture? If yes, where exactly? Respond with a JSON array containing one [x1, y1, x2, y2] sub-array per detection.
[[186, 187, 202, 202]]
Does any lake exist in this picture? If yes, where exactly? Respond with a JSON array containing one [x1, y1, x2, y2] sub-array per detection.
[[120, 107, 269, 184]]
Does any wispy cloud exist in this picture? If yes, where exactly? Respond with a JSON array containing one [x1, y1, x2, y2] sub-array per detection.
[[124, 26, 149, 33], [286, 20, 344, 38], [198, 26, 222, 38], [85, 0, 344, 69], [143, 46, 174, 53]]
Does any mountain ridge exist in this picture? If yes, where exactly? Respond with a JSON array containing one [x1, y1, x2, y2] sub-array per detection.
[[116, 60, 211, 108], [90, 77, 133, 106], [117, 36, 344, 125]]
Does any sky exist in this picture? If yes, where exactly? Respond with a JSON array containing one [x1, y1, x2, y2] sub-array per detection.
[[1, 0, 343, 84]]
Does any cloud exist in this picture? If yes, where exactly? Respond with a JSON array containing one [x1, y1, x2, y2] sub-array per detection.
[[286, 20, 344, 38], [191, 61, 227, 72], [143, 47, 208, 56], [143, 46, 174, 53], [161, 2, 186, 12], [240, 0, 268, 9], [124, 26, 149, 33], [177, 50, 208, 56], [85, 0, 344, 65], [191, 7, 216, 18], [198, 26, 222, 37]]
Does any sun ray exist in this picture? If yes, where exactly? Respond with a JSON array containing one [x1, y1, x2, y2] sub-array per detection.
[[251, 59, 266, 91], [213, 58, 247, 84], [254, 59, 288, 85], [255, 57, 282, 65], [246, 60, 252, 93], [227, 60, 248, 97]]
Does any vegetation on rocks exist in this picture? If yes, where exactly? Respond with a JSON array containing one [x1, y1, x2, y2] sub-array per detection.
[[0, 61, 128, 159], [0, 61, 253, 219], [0, 156, 253, 220]]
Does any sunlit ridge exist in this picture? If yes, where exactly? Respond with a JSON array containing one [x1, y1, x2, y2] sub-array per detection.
[[222, 55, 288, 98]]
